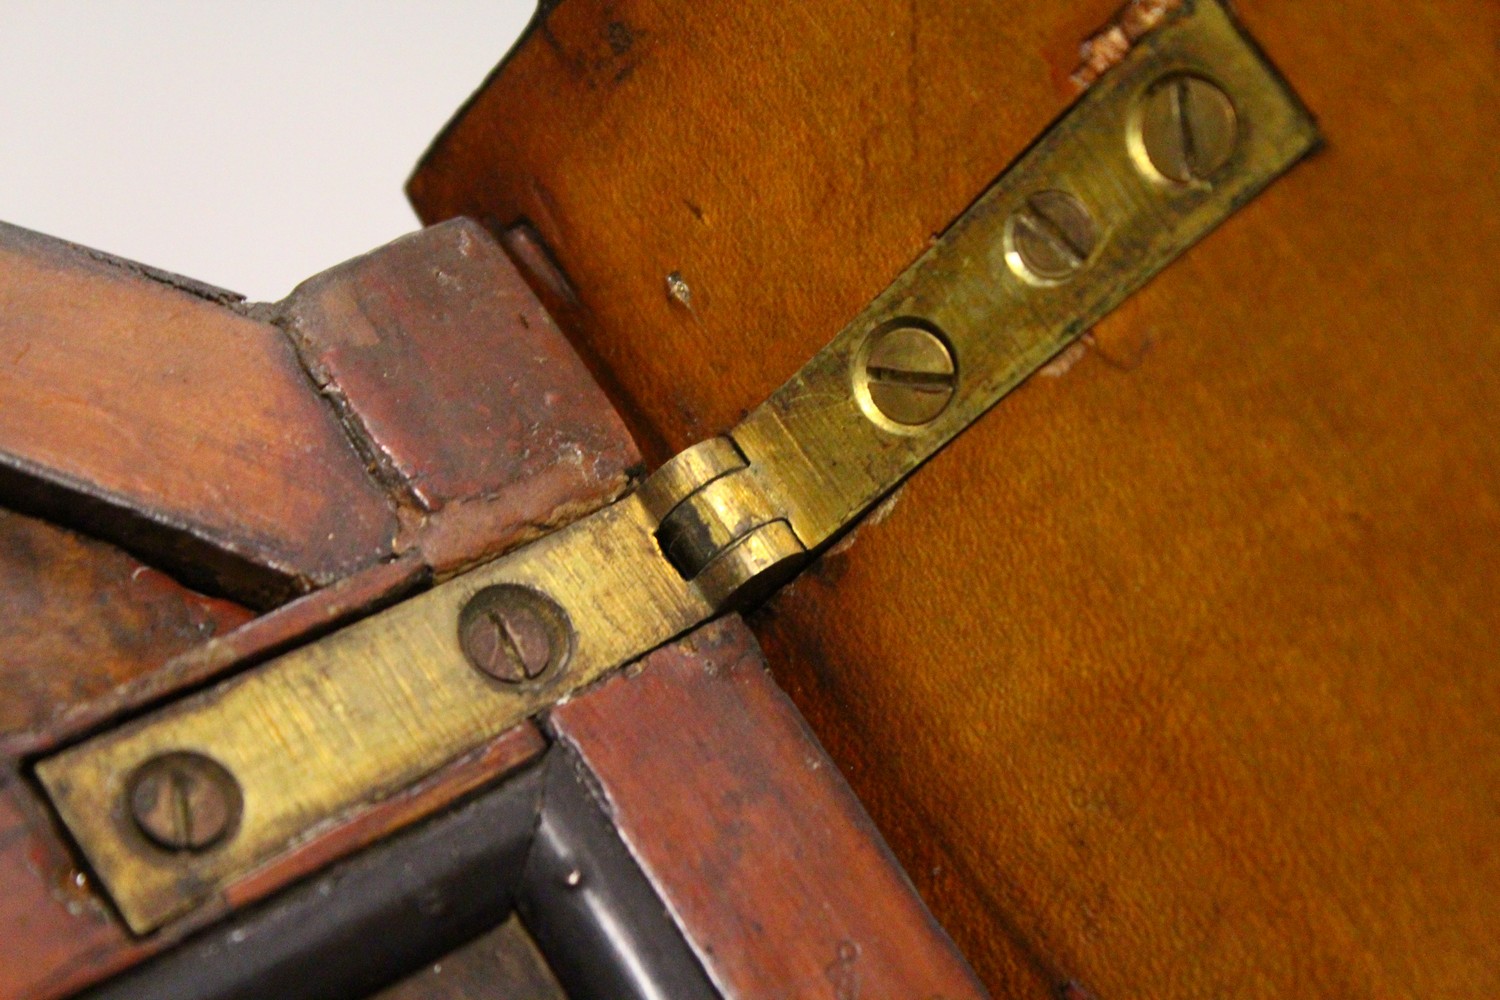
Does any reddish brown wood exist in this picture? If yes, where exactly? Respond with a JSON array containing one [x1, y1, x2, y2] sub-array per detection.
[[0, 541, 543, 1000], [0, 509, 257, 1000], [2, 553, 425, 759], [0, 722, 544, 1000], [0, 223, 399, 606], [0, 219, 642, 998], [0, 219, 639, 608], [0, 508, 253, 743], [548, 617, 988, 998], [0, 775, 126, 1000], [280, 219, 642, 576]]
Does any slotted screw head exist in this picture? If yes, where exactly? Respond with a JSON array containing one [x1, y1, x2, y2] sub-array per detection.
[[860, 324, 957, 426], [1138, 74, 1239, 184], [459, 585, 572, 684], [128, 752, 241, 853], [1006, 190, 1098, 283]]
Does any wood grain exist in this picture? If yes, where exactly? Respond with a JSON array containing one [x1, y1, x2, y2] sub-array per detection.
[[548, 617, 989, 999], [0, 508, 252, 742], [0, 219, 639, 607], [0, 221, 638, 995], [411, 0, 1500, 995], [280, 219, 642, 577], [0, 222, 397, 606]]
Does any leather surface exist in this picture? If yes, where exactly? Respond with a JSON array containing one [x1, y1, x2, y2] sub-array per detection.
[[411, 1, 1500, 995]]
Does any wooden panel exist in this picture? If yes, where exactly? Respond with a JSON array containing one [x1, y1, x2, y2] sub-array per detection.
[[0, 775, 124, 1000], [0, 222, 399, 606], [5, 555, 427, 761], [0, 508, 252, 742], [0, 223, 639, 996], [411, 1, 1500, 996], [281, 219, 642, 576], [548, 617, 990, 998], [0, 219, 639, 608]]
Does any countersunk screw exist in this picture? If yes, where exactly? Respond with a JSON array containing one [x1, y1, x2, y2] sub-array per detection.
[[128, 752, 241, 853], [1006, 190, 1098, 282], [861, 324, 957, 426], [459, 585, 572, 684], [1138, 74, 1238, 184]]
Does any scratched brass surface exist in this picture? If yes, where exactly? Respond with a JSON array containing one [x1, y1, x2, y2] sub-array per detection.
[[733, 0, 1317, 549], [37, 496, 711, 932], [37, 0, 1316, 933]]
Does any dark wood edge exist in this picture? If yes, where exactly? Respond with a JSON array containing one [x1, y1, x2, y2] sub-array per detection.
[[518, 747, 718, 1000], [53, 618, 978, 999], [547, 617, 990, 997], [71, 744, 720, 1000], [77, 764, 545, 1000], [0, 456, 303, 611]]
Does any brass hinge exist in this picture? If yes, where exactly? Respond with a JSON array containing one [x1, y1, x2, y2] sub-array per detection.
[[38, 0, 1317, 933]]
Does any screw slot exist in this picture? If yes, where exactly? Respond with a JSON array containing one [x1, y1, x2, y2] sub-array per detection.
[[855, 321, 957, 429], [1004, 190, 1099, 284], [127, 751, 241, 853], [458, 585, 572, 685], [1134, 73, 1239, 185]]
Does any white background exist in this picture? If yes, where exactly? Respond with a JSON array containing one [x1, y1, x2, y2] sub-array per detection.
[[0, 1, 535, 301]]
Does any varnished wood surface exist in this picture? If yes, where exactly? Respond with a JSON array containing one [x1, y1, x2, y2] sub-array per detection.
[[0, 219, 639, 608], [0, 222, 637, 999], [0, 726, 544, 1000], [280, 221, 642, 577], [411, 1, 1500, 995], [548, 617, 987, 998], [0, 554, 543, 1000], [0, 777, 127, 1000], [0, 508, 251, 741], [0, 222, 396, 606]]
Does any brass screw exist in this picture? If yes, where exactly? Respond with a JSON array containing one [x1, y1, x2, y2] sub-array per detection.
[[1138, 74, 1238, 184], [861, 324, 957, 426], [128, 752, 241, 853], [1006, 190, 1098, 282], [459, 585, 571, 684]]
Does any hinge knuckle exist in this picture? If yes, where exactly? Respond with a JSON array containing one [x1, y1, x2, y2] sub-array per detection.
[[644, 436, 808, 606], [636, 436, 745, 521]]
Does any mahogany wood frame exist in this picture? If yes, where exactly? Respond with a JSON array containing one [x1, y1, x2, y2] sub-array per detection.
[[0, 217, 983, 997]]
